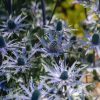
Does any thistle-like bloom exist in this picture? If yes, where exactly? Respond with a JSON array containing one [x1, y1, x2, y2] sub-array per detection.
[[4, 78, 43, 100], [35, 20, 76, 57], [36, 38, 63, 57], [0, 39, 41, 75], [5, 49, 33, 74], [82, 33, 100, 58], [0, 44, 39, 81], [0, 14, 28, 38], [36, 30, 68, 57], [41, 60, 88, 98], [0, 35, 21, 58], [41, 60, 87, 86]]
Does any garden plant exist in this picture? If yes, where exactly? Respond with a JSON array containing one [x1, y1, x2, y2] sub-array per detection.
[[0, 0, 100, 100]]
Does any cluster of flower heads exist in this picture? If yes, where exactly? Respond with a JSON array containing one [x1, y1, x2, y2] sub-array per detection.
[[3, 61, 88, 100], [0, 14, 28, 38], [0, 0, 100, 100]]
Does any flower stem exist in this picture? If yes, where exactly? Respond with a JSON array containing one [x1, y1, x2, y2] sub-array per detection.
[[41, 0, 46, 26], [3, 0, 12, 15], [84, 8, 88, 20], [48, 0, 60, 24]]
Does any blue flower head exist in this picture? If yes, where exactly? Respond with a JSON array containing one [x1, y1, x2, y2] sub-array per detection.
[[7, 19, 16, 30], [17, 57, 25, 66], [31, 89, 41, 100], [36, 21, 69, 57], [60, 71, 68, 80], [0, 14, 28, 38], [91, 33, 100, 45]]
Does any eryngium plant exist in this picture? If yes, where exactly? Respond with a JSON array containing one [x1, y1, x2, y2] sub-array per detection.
[[41, 60, 88, 99], [0, 0, 99, 99]]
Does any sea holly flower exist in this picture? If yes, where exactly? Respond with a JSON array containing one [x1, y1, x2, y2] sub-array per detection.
[[41, 60, 88, 89], [0, 14, 28, 38], [38, 39, 66, 57], [0, 56, 30, 78], [41, 61, 88, 99], [54, 20, 76, 34], [5, 50, 33, 74], [35, 28, 68, 57], [4, 78, 43, 100], [5, 42, 40, 74], [82, 33, 100, 58], [0, 35, 21, 58]]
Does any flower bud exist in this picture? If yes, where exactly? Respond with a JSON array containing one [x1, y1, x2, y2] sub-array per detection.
[[7, 20, 16, 30], [56, 21, 62, 31], [31, 90, 41, 100], [91, 34, 99, 45], [60, 71, 68, 80], [17, 57, 25, 66]]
